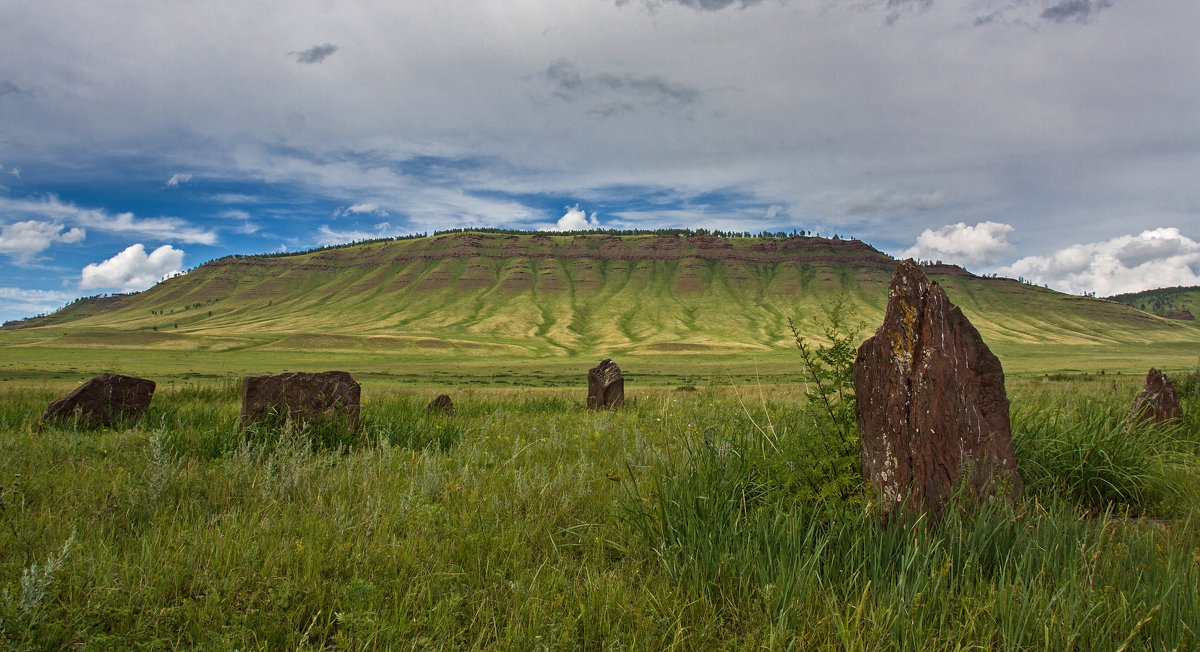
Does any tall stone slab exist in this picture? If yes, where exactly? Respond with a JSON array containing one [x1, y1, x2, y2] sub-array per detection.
[[587, 359, 624, 410], [41, 373, 156, 428], [240, 371, 361, 431], [1124, 368, 1182, 428], [854, 260, 1021, 516]]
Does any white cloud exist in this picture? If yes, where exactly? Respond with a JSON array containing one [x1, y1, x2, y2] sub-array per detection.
[[999, 227, 1200, 296], [900, 221, 1014, 267], [0, 220, 86, 262], [0, 287, 78, 320], [335, 202, 389, 218], [547, 205, 600, 231], [80, 244, 185, 291], [0, 196, 216, 245], [166, 173, 192, 188]]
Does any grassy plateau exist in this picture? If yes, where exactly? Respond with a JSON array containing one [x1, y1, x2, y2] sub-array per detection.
[[1, 231, 1199, 648]]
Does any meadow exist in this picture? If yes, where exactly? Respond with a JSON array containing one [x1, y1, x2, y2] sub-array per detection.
[[0, 366, 1197, 649]]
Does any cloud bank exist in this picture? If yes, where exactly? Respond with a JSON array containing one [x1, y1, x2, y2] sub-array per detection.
[[80, 244, 185, 291], [1000, 228, 1200, 296], [0, 196, 216, 245]]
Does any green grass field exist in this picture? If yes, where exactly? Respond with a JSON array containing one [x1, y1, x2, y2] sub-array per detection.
[[2, 232, 1199, 648], [0, 372, 1197, 649]]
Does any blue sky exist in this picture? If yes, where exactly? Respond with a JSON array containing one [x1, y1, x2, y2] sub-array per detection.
[[2, 0, 1199, 322]]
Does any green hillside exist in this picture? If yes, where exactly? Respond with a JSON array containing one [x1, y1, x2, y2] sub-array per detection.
[[1109, 286, 1200, 320], [2, 232, 1197, 382]]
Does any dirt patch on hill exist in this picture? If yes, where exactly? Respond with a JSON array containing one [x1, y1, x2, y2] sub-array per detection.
[[643, 342, 716, 352], [35, 331, 251, 352], [415, 338, 454, 349]]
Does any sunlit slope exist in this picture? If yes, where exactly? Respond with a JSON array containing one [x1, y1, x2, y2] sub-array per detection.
[[8, 232, 1197, 359]]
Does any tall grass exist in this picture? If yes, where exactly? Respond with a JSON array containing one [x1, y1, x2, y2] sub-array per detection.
[[0, 381, 1196, 648], [1011, 388, 1197, 515], [623, 383, 1200, 648]]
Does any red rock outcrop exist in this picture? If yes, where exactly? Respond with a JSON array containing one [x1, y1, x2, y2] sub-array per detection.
[[854, 260, 1021, 516], [1124, 368, 1182, 427], [587, 359, 624, 410], [240, 371, 360, 431], [41, 373, 156, 428]]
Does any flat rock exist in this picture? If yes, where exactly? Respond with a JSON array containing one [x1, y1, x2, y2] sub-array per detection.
[[240, 371, 360, 431], [1124, 368, 1181, 428], [41, 373, 156, 428], [587, 359, 624, 410], [854, 260, 1021, 516]]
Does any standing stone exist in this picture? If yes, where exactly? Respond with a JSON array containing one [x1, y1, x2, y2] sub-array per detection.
[[41, 373, 156, 428], [587, 359, 624, 410], [854, 260, 1021, 516], [1124, 368, 1182, 428], [426, 394, 455, 416], [240, 371, 360, 431]]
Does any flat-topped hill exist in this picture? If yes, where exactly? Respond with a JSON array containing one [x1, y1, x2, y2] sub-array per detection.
[[2, 231, 1196, 380]]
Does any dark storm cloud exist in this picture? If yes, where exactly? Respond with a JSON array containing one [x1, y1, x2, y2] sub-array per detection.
[[292, 43, 338, 64], [543, 59, 700, 115], [1041, 0, 1113, 23]]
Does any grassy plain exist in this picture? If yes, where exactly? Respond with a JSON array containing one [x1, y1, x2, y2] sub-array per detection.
[[2, 232, 1200, 647], [0, 370, 1198, 649]]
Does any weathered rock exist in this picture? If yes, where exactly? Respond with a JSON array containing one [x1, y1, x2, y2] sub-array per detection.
[[854, 260, 1021, 516], [1124, 368, 1181, 428], [587, 359, 624, 410], [240, 371, 360, 431], [1164, 309, 1194, 321], [41, 373, 156, 428], [426, 394, 455, 416]]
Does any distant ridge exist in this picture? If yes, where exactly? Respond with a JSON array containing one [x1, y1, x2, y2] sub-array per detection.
[[1108, 286, 1200, 319]]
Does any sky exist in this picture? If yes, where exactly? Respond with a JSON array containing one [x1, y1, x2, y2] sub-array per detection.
[[2, 0, 1199, 322]]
